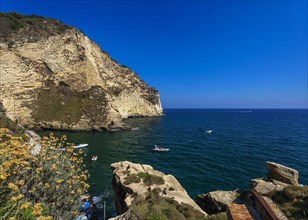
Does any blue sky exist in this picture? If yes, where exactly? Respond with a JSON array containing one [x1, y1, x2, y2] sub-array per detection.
[[1, 0, 307, 108]]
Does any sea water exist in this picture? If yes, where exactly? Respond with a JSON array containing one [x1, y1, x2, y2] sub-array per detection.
[[40, 109, 308, 217]]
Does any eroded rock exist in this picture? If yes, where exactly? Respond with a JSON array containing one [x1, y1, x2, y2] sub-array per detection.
[[196, 190, 241, 214], [266, 161, 298, 185], [111, 161, 207, 219]]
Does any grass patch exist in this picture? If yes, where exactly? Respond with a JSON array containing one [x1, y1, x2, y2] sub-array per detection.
[[267, 185, 308, 220], [31, 83, 107, 126], [131, 189, 207, 220], [205, 213, 227, 220], [124, 172, 164, 186], [124, 173, 141, 185], [138, 172, 164, 185]]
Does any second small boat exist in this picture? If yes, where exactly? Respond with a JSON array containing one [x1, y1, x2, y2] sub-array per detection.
[[152, 145, 169, 152]]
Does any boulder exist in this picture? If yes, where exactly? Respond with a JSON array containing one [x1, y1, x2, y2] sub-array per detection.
[[266, 162, 298, 185], [111, 161, 207, 219], [196, 190, 240, 214], [251, 178, 277, 195], [250, 178, 290, 195]]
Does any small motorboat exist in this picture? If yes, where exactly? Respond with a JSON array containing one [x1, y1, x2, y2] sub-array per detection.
[[74, 143, 88, 149], [206, 130, 212, 134], [92, 156, 98, 161], [152, 145, 169, 152], [131, 127, 140, 131]]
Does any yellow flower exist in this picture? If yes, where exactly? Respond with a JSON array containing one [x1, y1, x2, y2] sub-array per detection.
[[44, 183, 50, 188], [56, 179, 63, 184], [18, 179, 25, 186], [17, 194, 24, 199], [10, 194, 23, 201], [37, 216, 53, 220], [0, 174, 7, 180], [32, 203, 43, 215], [10, 196, 18, 202], [35, 167, 42, 173], [21, 202, 31, 209], [8, 182, 19, 191], [9, 217, 15, 220]]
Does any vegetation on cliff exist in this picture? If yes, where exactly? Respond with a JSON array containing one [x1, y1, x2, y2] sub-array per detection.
[[124, 172, 165, 186], [131, 188, 207, 220], [0, 102, 25, 135], [32, 82, 108, 127], [0, 128, 89, 219], [267, 185, 308, 220], [0, 12, 72, 45]]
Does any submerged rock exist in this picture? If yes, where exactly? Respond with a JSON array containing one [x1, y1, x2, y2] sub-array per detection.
[[111, 161, 207, 219]]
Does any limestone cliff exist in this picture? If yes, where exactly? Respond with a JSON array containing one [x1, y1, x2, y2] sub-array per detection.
[[0, 12, 163, 131]]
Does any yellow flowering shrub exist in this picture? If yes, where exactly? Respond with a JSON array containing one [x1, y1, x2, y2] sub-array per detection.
[[0, 128, 89, 219]]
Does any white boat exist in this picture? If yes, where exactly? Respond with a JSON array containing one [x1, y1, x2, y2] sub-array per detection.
[[92, 156, 98, 161], [74, 143, 88, 149], [57, 143, 88, 151], [152, 145, 169, 152], [206, 130, 212, 134], [131, 127, 140, 131]]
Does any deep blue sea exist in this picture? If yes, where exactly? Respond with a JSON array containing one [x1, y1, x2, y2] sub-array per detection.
[[40, 109, 308, 218]]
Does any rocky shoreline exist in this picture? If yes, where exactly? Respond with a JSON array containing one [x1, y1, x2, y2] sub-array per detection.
[[110, 161, 305, 220]]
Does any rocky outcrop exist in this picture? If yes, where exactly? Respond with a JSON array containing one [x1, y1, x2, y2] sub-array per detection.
[[0, 12, 163, 131], [196, 190, 241, 214], [111, 161, 207, 219], [250, 178, 287, 195], [266, 161, 298, 185]]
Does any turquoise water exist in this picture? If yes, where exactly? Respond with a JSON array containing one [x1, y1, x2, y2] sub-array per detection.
[[40, 109, 308, 218]]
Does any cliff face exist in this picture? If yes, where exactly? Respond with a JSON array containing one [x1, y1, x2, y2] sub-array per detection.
[[0, 12, 163, 131]]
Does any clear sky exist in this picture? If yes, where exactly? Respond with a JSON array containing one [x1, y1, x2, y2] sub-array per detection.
[[1, 0, 307, 108]]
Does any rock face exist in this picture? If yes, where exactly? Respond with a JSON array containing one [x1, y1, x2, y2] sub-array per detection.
[[250, 178, 287, 195], [266, 161, 298, 185], [196, 190, 240, 214], [0, 12, 163, 131], [111, 161, 207, 219]]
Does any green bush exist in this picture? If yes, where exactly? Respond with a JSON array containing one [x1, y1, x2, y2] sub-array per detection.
[[124, 173, 141, 185], [9, 21, 23, 30], [205, 213, 227, 220], [124, 172, 165, 186], [267, 185, 308, 220], [131, 189, 207, 220], [137, 172, 165, 186]]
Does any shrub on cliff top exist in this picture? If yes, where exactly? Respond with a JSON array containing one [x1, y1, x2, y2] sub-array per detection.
[[124, 172, 164, 186], [131, 189, 207, 220], [267, 185, 308, 220], [0, 129, 90, 219]]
